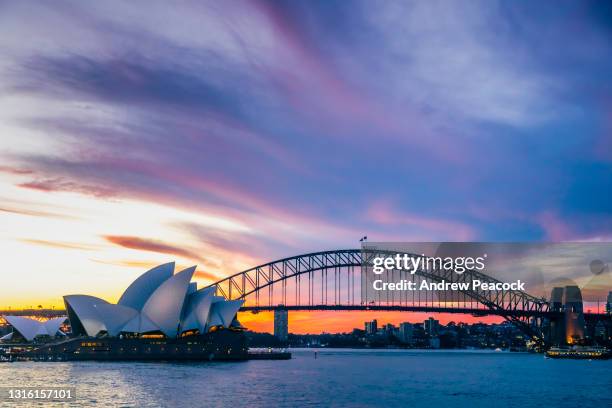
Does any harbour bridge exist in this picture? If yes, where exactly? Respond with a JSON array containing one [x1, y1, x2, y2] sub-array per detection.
[[205, 249, 583, 346], [3, 249, 607, 347]]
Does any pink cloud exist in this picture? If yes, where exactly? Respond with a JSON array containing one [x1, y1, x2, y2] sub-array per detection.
[[20, 239, 98, 251], [0, 205, 75, 219], [18, 178, 117, 198], [253, 1, 468, 163], [537, 212, 573, 241], [367, 200, 476, 241], [0, 165, 33, 175], [103, 235, 218, 273]]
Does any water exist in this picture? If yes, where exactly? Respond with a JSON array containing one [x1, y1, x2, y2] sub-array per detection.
[[1, 349, 610, 407]]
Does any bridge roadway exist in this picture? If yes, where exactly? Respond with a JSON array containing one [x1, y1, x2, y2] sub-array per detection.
[[1, 308, 608, 321], [240, 305, 612, 323], [240, 304, 558, 318]]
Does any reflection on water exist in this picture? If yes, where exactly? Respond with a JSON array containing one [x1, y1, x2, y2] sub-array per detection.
[[1, 349, 610, 407]]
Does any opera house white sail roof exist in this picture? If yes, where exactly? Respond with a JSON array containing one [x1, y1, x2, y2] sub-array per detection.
[[1, 316, 67, 342], [63, 262, 243, 338]]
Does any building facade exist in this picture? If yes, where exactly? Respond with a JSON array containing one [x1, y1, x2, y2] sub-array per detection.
[[62, 262, 243, 339], [274, 309, 289, 342], [365, 319, 378, 335], [399, 322, 413, 344]]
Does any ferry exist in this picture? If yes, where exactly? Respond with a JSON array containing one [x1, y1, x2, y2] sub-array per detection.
[[545, 347, 610, 360]]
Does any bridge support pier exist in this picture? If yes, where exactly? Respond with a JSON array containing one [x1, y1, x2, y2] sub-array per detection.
[[274, 308, 288, 343]]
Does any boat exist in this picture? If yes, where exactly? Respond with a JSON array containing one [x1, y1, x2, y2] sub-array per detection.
[[545, 346, 610, 360]]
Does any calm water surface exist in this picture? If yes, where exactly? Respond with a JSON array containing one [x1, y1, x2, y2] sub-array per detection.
[[1, 349, 610, 407]]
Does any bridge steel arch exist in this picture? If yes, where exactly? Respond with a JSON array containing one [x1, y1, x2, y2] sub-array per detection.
[[206, 249, 552, 345]]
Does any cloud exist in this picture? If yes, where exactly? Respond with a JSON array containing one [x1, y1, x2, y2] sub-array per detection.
[[18, 178, 117, 198], [0, 206, 75, 219], [14, 53, 254, 123], [177, 221, 294, 261], [537, 212, 574, 241], [90, 259, 163, 269], [362, 1, 557, 126], [20, 239, 98, 251], [193, 270, 219, 281], [0, 0, 611, 254], [90, 258, 219, 281], [103, 235, 208, 263], [366, 200, 476, 241], [0, 166, 33, 175]]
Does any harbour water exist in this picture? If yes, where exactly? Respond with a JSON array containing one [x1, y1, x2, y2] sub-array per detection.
[[1, 349, 610, 407]]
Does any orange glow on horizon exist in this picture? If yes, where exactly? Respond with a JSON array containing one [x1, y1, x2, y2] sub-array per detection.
[[238, 311, 504, 334]]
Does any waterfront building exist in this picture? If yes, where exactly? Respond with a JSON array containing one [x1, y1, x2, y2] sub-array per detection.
[[594, 321, 606, 340], [424, 317, 439, 336], [62, 262, 243, 339], [399, 322, 413, 343], [365, 319, 377, 335], [274, 309, 288, 341], [1, 316, 66, 342], [384, 323, 396, 335]]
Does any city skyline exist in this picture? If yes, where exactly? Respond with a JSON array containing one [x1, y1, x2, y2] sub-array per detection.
[[1, 1, 612, 333]]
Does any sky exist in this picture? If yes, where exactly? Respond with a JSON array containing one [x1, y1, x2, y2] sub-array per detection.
[[0, 1, 611, 333]]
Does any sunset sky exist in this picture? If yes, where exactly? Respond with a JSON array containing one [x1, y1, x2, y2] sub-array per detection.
[[1, 1, 611, 333]]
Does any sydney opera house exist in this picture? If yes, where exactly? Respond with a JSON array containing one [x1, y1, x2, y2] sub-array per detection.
[[0, 316, 67, 342], [2, 262, 250, 361], [63, 262, 244, 338]]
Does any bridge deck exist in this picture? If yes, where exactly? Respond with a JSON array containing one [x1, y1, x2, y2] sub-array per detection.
[[240, 305, 566, 318]]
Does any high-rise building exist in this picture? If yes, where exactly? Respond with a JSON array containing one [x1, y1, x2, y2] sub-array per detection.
[[365, 319, 378, 335], [424, 317, 439, 336], [399, 322, 413, 343], [594, 321, 606, 339], [607, 291, 612, 315], [274, 309, 288, 342]]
